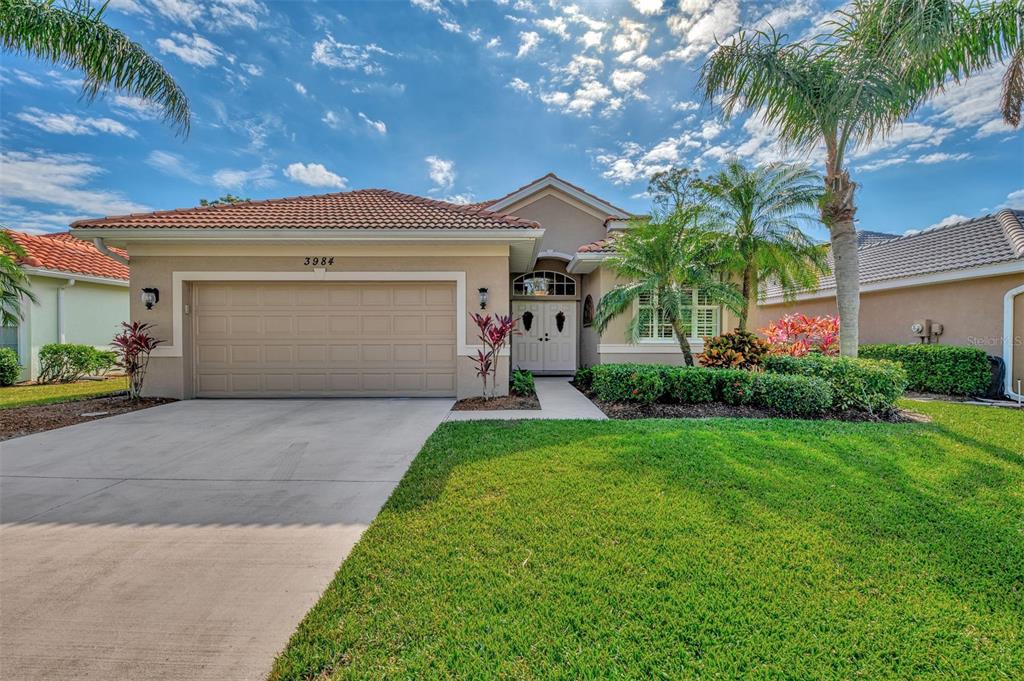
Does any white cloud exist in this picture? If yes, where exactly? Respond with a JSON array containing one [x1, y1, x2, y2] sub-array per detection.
[[610, 69, 645, 94], [916, 152, 970, 165], [631, 0, 664, 15], [536, 16, 569, 39], [241, 62, 263, 76], [486, 37, 502, 50], [1000, 188, 1024, 210], [916, 213, 969, 233], [926, 66, 1007, 130], [321, 109, 350, 130], [854, 122, 950, 158], [444, 192, 475, 205], [410, 0, 443, 13], [425, 155, 456, 190], [563, 4, 607, 31], [439, 19, 462, 33], [156, 32, 222, 67], [513, 0, 536, 12], [106, 0, 148, 16], [468, 28, 483, 41], [146, 150, 197, 180], [975, 117, 1014, 139], [0, 150, 150, 218], [517, 31, 540, 58], [207, 0, 267, 31], [508, 77, 531, 93], [567, 80, 612, 114], [358, 112, 387, 134], [612, 18, 649, 54], [672, 100, 700, 111], [283, 162, 347, 189], [293, 81, 308, 96], [505, 14, 528, 25], [579, 30, 603, 50], [857, 156, 909, 172], [540, 91, 571, 107], [699, 119, 723, 140], [665, 0, 739, 63], [213, 164, 275, 190], [752, 0, 814, 32], [15, 107, 136, 137], [560, 54, 603, 81], [150, 0, 203, 26], [110, 95, 162, 120], [312, 34, 392, 74]]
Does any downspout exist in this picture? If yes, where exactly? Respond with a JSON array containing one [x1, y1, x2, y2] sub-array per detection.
[[92, 238, 129, 266], [57, 279, 76, 344]]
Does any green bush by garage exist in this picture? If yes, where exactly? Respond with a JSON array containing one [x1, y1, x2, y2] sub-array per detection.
[[859, 344, 991, 396]]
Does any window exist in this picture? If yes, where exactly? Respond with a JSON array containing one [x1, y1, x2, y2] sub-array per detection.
[[513, 271, 577, 297], [0, 325, 18, 356], [638, 289, 720, 341]]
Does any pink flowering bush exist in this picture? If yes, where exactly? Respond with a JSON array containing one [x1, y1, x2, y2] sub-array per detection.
[[111, 321, 164, 399], [469, 313, 518, 398], [759, 313, 840, 357]]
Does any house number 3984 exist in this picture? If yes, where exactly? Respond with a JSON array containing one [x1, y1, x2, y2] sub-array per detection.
[[304, 257, 335, 266]]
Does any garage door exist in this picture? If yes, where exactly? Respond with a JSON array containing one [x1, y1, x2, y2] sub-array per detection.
[[192, 281, 457, 397]]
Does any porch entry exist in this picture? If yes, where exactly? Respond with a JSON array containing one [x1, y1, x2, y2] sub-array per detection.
[[512, 301, 576, 373]]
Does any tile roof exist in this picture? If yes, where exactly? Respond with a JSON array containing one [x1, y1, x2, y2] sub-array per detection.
[[4, 229, 129, 281], [480, 172, 632, 217], [70, 189, 541, 231], [856, 230, 898, 247], [577, 234, 620, 253], [764, 209, 1024, 298]]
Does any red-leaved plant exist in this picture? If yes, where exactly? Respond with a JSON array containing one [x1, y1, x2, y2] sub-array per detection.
[[470, 313, 518, 398], [111, 321, 164, 400], [759, 313, 840, 356]]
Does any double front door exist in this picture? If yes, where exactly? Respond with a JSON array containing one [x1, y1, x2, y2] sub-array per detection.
[[511, 301, 576, 373]]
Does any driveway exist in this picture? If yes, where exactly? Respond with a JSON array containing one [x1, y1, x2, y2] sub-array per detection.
[[0, 398, 452, 681]]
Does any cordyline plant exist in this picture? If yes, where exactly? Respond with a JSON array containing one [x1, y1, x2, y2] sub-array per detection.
[[470, 313, 518, 399], [760, 313, 840, 356], [111, 321, 163, 400]]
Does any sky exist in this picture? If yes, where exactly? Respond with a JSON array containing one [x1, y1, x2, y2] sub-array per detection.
[[1, 0, 1022, 241]]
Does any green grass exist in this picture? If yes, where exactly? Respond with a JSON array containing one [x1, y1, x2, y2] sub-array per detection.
[[271, 402, 1024, 680], [0, 377, 127, 409]]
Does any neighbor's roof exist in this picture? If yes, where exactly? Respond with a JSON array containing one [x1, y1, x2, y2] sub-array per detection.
[[70, 189, 541, 231], [856, 230, 898, 247], [3, 229, 129, 281], [764, 209, 1024, 298]]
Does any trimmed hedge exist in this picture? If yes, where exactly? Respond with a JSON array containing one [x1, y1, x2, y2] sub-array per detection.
[[0, 347, 21, 386], [764, 355, 907, 414], [587, 363, 832, 417], [860, 344, 990, 396], [37, 343, 113, 384]]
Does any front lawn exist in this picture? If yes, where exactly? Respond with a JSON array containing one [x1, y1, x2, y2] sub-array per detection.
[[0, 377, 127, 409], [272, 402, 1023, 680]]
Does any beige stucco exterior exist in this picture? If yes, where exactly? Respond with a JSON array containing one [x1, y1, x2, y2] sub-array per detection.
[[501, 190, 609, 259], [1011, 288, 1024, 396]]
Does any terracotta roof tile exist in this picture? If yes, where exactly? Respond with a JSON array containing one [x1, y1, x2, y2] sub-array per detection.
[[480, 172, 632, 216], [577, 234, 620, 253], [4, 229, 129, 280], [71, 189, 541, 231]]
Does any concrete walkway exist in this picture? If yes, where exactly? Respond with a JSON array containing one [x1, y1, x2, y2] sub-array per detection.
[[0, 398, 452, 681], [445, 376, 606, 421]]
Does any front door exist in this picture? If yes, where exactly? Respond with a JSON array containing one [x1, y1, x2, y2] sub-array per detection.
[[512, 301, 576, 373]]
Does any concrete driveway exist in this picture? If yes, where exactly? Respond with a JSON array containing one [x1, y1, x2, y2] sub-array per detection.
[[0, 398, 452, 681]]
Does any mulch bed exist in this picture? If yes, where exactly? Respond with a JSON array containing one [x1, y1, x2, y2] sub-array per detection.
[[574, 383, 927, 423], [452, 394, 541, 411], [1, 395, 176, 441]]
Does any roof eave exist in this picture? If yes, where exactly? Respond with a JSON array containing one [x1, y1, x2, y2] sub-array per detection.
[[22, 266, 130, 287]]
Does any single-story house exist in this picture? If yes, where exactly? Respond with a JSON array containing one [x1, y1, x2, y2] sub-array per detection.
[[2, 229, 130, 381], [748, 210, 1024, 399], [69, 173, 739, 399]]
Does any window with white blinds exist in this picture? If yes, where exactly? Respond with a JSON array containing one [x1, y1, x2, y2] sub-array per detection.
[[637, 289, 720, 341]]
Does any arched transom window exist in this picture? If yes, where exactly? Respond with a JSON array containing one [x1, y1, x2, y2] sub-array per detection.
[[513, 271, 577, 297]]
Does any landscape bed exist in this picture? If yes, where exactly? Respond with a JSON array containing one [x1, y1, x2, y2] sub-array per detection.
[[271, 400, 1023, 679], [452, 394, 540, 411], [0, 395, 174, 440]]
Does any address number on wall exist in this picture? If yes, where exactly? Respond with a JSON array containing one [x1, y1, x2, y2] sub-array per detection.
[[304, 257, 335, 266]]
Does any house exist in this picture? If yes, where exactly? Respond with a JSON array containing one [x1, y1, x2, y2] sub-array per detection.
[[747, 210, 1024, 399], [69, 173, 736, 399], [2, 229, 130, 381]]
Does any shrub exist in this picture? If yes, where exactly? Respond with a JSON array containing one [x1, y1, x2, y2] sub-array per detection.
[[37, 343, 103, 383], [663, 367, 716, 404], [711, 368, 755, 405], [111, 322, 163, 400], [751, 373, 832, 417], [760, 314, 840, 356], [0, 347, 21, 386], [764, 354, 907, 414], [573, 366, 594, 392], [699, 329, 770, 369], [470, 313, 518, 399], [92, 350, 119, 375], [592, 364, 665, 403], [860, 344, 991, 396], [510, 368, 536, 397]]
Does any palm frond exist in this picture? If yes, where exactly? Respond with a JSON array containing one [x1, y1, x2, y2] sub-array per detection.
[[1003, 45, 1024, 126], [1, 0, 191, 135], [0, 230, 38, 326]]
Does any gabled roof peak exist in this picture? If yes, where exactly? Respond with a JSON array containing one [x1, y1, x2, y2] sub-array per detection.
[[483, 172, 632, 219]]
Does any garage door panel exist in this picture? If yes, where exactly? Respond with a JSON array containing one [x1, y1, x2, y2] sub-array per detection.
[[193, 281, 457, 397]]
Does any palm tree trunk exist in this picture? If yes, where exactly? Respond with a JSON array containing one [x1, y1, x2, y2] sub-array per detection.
[[739, 264, 756, 331], [822, 160, 860, 357], [670, 318, 696, 366]]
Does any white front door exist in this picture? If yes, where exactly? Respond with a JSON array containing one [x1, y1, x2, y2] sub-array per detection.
[[512, 301, 576, 373]]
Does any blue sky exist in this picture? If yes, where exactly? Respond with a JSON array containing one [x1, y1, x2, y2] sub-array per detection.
[[2, 0, 1022, 240]]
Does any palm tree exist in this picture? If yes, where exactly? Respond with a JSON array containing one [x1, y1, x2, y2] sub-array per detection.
[[0, 231, 37, 327], [699, 0, 1022, 356], [593, 206, 745, 366], [1, 0, 190, 134], [694, 160, 829, 330]]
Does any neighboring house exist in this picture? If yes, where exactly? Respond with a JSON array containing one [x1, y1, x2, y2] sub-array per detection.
[[747, 210, 1024, 399], [69, 173, 737, 399], [2, 229, 130, 381]]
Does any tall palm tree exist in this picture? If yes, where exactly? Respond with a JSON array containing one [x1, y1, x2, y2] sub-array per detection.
[[695, 160, 829, 330], [0, 231, 37, 327], [1, 0, 190, 134], [593, 206, 744, 366], [700, 0, 1022, 356]]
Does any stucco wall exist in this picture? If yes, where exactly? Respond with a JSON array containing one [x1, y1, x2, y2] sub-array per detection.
[[1012, 290, 1024, 394], [749, 272, 1024, 357], [23, 275, 128, 379], [502, 190, 609, 258], [127, 247, 510, 399]]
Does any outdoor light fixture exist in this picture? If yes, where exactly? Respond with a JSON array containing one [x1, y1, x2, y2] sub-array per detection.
[[478, 287, 489, 309], [141, 287, 159, 310]]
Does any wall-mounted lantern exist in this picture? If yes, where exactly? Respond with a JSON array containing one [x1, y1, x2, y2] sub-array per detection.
[[141, 287, 160, 310], [478, 287, 489, 310]]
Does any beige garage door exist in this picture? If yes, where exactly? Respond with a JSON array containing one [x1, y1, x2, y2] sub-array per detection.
[[192, 281, 457, 397]]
